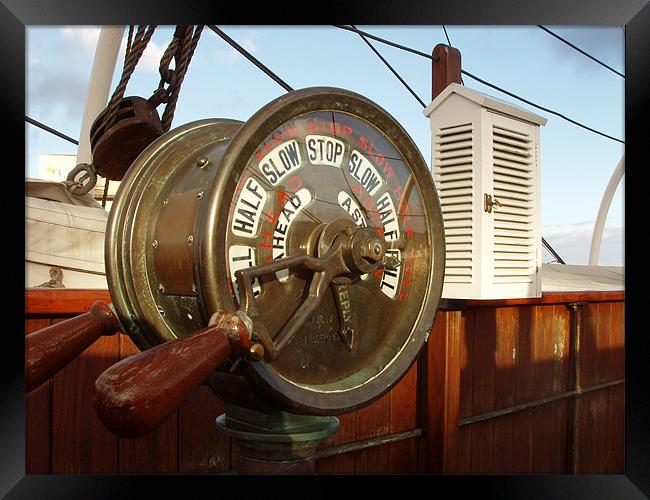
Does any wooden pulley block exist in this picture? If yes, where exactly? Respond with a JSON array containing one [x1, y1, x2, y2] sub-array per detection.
[[89, 96, 164, 181]]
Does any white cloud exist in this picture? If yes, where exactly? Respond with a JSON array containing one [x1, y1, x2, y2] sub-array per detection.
[[216, 36, 258, 65], [60, 27, 165, 74], [117, 37, 166, 74], [61, 26, 101, 55], [542, 221, 624, 266]]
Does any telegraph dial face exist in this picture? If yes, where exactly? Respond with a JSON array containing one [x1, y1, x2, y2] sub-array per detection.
[[202, 88, 445, 414]]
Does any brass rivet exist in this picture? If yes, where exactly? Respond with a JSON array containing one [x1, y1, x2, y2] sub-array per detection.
[[162, 199, 168, 207], [187, 235, 194, 245], [152, 239, 159, 248], [158, 283, 165, 293], [196, 191, 204, 199], [249, 343, 265, 361], [196, 157, 209, 168]]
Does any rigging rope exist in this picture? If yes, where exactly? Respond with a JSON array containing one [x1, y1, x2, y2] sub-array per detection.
[[102, 25, 157, 131], [207, 25, 293, 92], [150, 25, 204, 132], [537, 25, 625, 78], [332, 25, 624, 144], [349, 25, 427, 108]]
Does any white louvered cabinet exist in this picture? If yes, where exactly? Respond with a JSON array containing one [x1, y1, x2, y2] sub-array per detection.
[[424, 83, 547, 299]]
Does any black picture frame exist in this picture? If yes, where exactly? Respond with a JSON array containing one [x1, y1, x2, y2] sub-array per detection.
[[4, 0, 648, 497]]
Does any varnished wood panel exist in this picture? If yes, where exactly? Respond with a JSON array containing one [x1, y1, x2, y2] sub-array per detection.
[[26, 289, 112, 315], [458, 310, 473, 420], [532, 305, 570, 399], [576, 384, 624, 473], [514, 306, 535, 405], [25, 318, 52, 474], [422, 311, 461, 473], [25, 289, 625, 475], [491, 411, 515, 473], [494, 308, 517, 410], [511, 408, 534, 473], [461, 291, 624, 308], [386, 361, 419, 473], [531, 399, 569, 473], [118, 335, 178, 474], [315, 411, 357, 474], [354, 392, 391, 473], [51, 319, 120, 474], [178, 385, 231, 474]]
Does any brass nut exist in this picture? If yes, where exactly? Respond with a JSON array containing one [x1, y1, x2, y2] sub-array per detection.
[[361, 238, 385, 263]]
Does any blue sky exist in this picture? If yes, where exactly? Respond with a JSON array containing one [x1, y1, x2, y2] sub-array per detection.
[[25, 25, 625, 266]]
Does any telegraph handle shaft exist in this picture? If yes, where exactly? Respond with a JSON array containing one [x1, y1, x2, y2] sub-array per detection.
[[93, 309, 251, 439], [26, 300, 120, 393]]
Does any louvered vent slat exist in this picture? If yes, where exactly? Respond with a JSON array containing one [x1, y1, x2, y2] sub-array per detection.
[[434, 122, 474, 284], [491, 122, 536, 284]]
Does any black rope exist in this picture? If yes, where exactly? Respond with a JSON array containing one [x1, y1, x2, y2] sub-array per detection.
[[542, 237, 566, 265], [103, 25, 157, 130], [441, 25, 464, 85], [332, 25, 437, 60], [153, 25, 204, 132], [441, 25, 452, 47], [335, 25, 623, 144], [461, 69, 625, 144], [537, 25, 625, 78], [349, 25, 427, 109], [207, 25, 293, 93], [25, 115, 78, 145]]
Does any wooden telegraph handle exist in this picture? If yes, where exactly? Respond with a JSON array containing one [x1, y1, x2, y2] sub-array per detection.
[[93, 309, 253, 439], [26, 300, 121, 393]]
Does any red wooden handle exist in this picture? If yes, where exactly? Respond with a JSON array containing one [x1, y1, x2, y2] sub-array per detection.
[[26, 300, 120, 393], [93, 309, 251, 439]]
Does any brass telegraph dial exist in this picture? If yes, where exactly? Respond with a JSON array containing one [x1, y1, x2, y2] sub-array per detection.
[[105, 87, 445, 416]]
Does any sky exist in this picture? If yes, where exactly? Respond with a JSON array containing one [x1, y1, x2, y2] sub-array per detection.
[[25, 25, 625, 266]]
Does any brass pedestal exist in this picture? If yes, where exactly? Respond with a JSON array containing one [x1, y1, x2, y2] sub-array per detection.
[[216, 405, 339, 474]]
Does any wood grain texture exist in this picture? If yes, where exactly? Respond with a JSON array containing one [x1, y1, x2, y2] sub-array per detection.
[[576, 384, 624, 473], [26, 301, 119, 392], [494, 307, 517, 410], [462, 291, 624, 308], [118, 335, 178, 474], [315, 411, 357, 474], [25, 318, 53, 474], [26, 289, 112, 315], [178, 385, 231, 474], [514, 306, 535, 405], [423, 310, 461, 473], [94, 310, 244, 439], [51, 318, 120, 474], [25, 288, 625, 475], [531, 399, 568, 473], [532, 305, 566, 399], [388, 360, 418, 473], [354, 392, 391, 473]]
